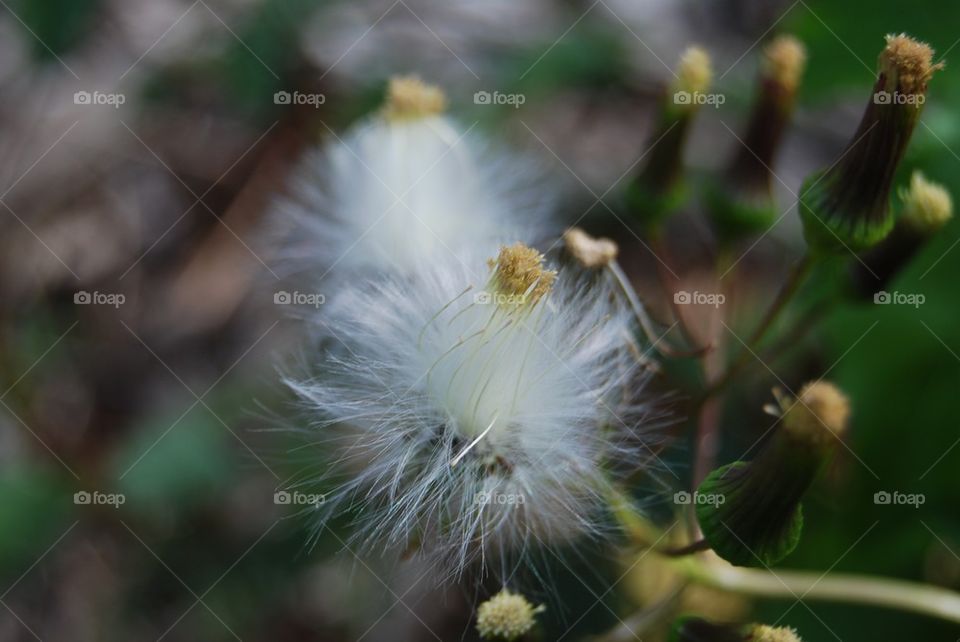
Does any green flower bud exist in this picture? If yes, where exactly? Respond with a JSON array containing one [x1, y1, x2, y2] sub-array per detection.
[[629, 47, 713, 230], [708, 36, 806, 243], [851, 171, 953, 297], [799, 34, 943, 252], [695, 382, 850, 567]]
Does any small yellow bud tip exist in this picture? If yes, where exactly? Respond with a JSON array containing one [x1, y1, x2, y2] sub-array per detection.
[[879, 33, 944, 95], [763, 35, 807, 92], [563, 227, 618, 268], [900, 171, 953, 233], [748, 624, 803, 642], [676, 46, 713, 96], [783, 381, 851, 444], [488, 243, 557, 306], [476, 589, 545, 641], [383, 75, 447, 121]]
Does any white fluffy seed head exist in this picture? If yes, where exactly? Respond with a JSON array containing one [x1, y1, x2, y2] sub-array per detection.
[[271, 77, 555, 292], [287, 248, 660, 579]]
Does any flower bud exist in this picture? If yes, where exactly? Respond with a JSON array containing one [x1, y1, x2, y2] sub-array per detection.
[[695, 382, 850, 567], [851, 171, 953, 296], [799, 34, 943, 252], [669, 616, 802, 642], [899, 170, 953, 234], [382, 75, 447, 121], [476, 589, 545, 641], [628, 46, 714, 229], [563, 227, 618, 268], [708, 36, 806, 243], [487, 242, 556, 308]]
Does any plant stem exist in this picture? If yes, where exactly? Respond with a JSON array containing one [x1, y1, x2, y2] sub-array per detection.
[[678, 554, 960, 624], [748, 252, 814, 347], [649, 234, 708, 353], [698, 253, 815, 400]]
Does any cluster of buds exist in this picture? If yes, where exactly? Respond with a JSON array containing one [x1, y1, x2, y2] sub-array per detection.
[[626, 33, 950, 273]]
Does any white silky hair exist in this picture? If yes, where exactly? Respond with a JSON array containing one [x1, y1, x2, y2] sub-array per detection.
[[272, 112, 555, 289], [286, 250, 657, 580]]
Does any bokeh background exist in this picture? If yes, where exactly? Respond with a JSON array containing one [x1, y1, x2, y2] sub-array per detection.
[[1, 0, 959, 640]]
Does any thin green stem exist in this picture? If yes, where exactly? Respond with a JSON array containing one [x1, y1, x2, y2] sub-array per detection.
[[748, 252, 815, 347], [679, 555, 960, 625], [698, 253, 816, 400]]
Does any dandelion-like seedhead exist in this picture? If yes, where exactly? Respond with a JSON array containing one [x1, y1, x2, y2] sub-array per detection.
[[272, 76, 555, 289], [287, 246, 658, 579]]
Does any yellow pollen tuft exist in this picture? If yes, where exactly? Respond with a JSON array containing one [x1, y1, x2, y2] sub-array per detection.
[[476, 589, 545, 641], [748, 624, 803, 642], [879, 33, 944, 95], [383, 75, 447, 121], [900, 171, 953, 233], [563, 227, 618, 268], [675, 46, 713, 97], [762, 35, 807, 92], [488, 243, 556, 306], [782, 381, 851, 446]]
